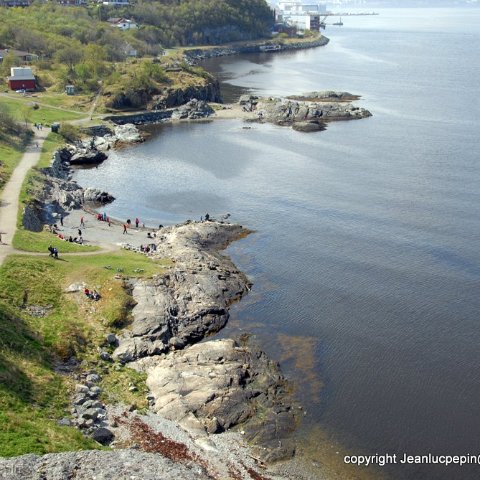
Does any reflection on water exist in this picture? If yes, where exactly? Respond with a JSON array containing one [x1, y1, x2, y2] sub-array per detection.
[[75, 8, 480, 479]]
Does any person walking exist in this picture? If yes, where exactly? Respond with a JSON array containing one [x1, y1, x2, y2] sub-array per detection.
[[78, 229, 82, 237], [123, 224, 127, 234], [80, 216, 85, 228], [135, 217, 139, 229], [60, 215, 64, 227]]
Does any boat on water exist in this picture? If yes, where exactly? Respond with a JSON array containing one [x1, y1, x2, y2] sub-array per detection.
[[259, 44, 282, 52], [333, 17, 343, 26]]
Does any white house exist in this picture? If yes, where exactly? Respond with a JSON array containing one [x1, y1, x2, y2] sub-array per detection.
[[102, 0, 129, 6], [107, 17, 138, 30]]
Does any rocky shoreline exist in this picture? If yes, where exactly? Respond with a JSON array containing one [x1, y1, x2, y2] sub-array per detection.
[[184, 35, 330, 62], [105, 91, 371, 133], [9, 132, 309, 478], [10, 81, 371, 479]]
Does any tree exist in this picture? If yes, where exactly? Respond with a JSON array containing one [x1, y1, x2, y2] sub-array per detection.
[[83, 44, 106, 78], [55, 47, 83, 72], [0, 51, 19, 77], [20, 105, 31, 128]]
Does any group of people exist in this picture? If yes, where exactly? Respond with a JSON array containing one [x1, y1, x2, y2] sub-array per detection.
[[122, 217, 145, 234], [33, 123, 44, 131], [140, 243, 157, 253], [84, 288, 101, 301], [96, 212, 111, 226]]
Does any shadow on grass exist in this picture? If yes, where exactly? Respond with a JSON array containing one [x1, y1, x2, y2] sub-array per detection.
[[0, 304, 41, 402]]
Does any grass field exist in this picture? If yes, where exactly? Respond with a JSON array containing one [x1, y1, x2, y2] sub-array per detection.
[[12, 229, 100, 253], [0, 250, 169, 457], [0, 132, 31, 194], [29, 93, 92, 112], [0, 96, 85, 124]]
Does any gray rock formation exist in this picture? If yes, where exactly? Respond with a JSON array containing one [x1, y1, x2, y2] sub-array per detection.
[[135, 338, 297, 462], [69, 147, 107, 166], [94, 124, 144, 151], [292, 121, 326, 132], [171, 99, 215, 120], [287, 90, 361, 102], [257, 96, 371, 130], [184, 36, 329, 61], [114, 221, 251, 363], [83, 187, 115, 205], [150, 81, 222, 110], [0, 450, 209, 480]]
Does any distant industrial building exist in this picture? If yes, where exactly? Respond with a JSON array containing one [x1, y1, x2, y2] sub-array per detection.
[[275, 1, 327, 32], [278, 1, 327, 14]]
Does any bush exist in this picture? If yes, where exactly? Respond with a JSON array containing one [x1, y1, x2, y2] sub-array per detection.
[[59, 123, 81, 143]]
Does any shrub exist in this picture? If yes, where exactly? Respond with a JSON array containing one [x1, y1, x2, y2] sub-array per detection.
[[59, 123, 81, 143]]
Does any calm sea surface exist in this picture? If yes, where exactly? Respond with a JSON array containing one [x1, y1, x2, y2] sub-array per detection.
[[76, 9, 480, 479]]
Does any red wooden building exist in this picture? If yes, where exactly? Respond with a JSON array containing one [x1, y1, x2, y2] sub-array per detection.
[[8, 67, 36, 91]]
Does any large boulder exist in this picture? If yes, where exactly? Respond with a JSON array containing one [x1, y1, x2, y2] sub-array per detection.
[[292, 121, 326, 132], [138, 338, 298, 462], [69, 148, 107, 166], [113, 123, 143, 143], [171, 99, 215, 120], [83, 187, 115, 205]]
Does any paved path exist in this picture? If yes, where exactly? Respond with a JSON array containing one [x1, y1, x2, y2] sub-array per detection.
[[0, 129, 48, 266], [0, 130, 123, 267]]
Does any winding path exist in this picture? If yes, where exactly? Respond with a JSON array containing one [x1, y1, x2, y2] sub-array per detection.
[[0, 129, 48, 266], [0, 130, 118, 267]]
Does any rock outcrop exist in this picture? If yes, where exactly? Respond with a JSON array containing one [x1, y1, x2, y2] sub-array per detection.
[[135, 338, 297, 462], [238, 93, 371, 132], [150, 81, 222, 110], [111, 221, 298, 462], [171, 99, 215, 120], [0, 450, 210, 480], [259, 97, 371, 126], [83, 187, 115, 205], [184, 36, 329, 61], [113, 221, 251, 363], [287, 90, 361, 102]]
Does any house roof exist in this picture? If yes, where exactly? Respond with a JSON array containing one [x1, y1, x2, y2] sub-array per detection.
[[9, 67, 35, 80], [0, 48, 38, 59], [107, 17, 135, 24]]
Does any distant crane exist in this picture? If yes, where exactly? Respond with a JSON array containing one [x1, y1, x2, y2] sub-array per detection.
[[319, 15, 327, 29]]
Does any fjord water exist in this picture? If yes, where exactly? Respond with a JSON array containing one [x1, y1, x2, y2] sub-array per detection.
[[76, 9, 480, 479]]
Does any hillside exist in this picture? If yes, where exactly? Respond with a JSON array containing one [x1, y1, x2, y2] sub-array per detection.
[[0, 0, 274, 55]]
